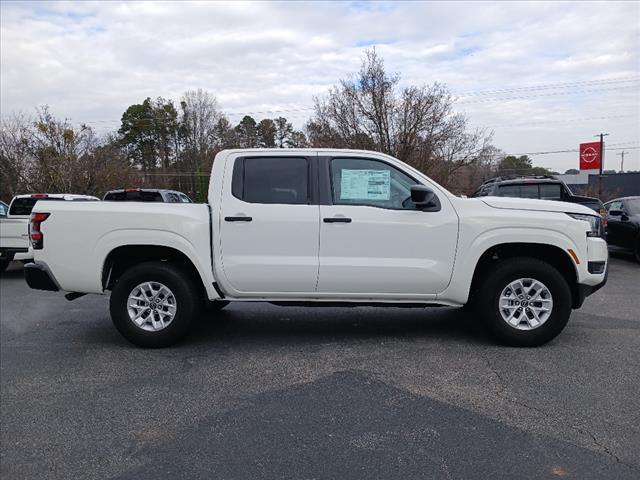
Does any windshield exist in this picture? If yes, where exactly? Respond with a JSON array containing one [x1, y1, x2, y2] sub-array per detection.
[[9, 197, 64, 216], [104, 191, 164, 202]]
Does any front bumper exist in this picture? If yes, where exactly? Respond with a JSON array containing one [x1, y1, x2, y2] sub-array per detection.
[[573, 264, 608, 309], [24, 262, 59, 291]]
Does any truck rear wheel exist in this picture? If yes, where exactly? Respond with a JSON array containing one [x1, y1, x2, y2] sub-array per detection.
[[474, 257, 572, 347], [109, 261, 199, 347]]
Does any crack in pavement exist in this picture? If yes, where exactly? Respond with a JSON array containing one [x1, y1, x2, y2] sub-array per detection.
[[484, 358, 638, 472]]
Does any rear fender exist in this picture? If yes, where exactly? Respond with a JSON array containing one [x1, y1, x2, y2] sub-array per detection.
[[95, 229, 220, 300]]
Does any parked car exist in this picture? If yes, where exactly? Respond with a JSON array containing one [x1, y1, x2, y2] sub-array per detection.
[[471, 175, 606, 223], [604, 196, 640, 263], [24, 149, 607, 348], [103, 188, 193, 203], [0, 194, 99, 271]]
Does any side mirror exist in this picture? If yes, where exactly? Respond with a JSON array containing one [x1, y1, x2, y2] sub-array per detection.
[[608, 209, 623, 217], [411, 185, 436, 206]]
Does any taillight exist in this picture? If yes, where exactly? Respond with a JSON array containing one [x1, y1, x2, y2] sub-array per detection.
[[29, 212, 50, 249], [31, 194, 49, 198]]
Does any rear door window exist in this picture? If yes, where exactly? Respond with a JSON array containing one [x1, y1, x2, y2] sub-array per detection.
[[234, 157, 309, 204], [497, 184, 540, 199], [539, 184, 562, 200], [497, 185, 520, 198], [519, 184, 539, 198]]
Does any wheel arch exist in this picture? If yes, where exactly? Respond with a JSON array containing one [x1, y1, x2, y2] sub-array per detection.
[[101, 245, 210, 299], [468, 242, 580, 308]]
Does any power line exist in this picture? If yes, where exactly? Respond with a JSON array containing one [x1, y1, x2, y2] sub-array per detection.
[[454, 76, 639, 97], [456, 85, 639, 104], [473, 114, 639, 129], [484, 145, 639, 159]]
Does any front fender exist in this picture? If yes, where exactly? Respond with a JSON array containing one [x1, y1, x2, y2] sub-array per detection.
[[437, 226, 582, 305]]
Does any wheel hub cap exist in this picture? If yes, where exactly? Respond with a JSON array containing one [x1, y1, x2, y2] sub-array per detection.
[[127, 281, 177, 332], [499, 278, 553, 331]]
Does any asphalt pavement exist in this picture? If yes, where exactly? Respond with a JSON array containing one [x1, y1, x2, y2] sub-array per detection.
[[1, 254, 639, 479]]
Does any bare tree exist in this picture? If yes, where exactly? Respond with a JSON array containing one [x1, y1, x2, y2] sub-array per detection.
[[180, 89, 226, 155], [0, 113, 37, 200], [306, 48, 495, 190], [1, 107, 133, 200]]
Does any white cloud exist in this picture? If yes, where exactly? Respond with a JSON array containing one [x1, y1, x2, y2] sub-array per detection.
[[1, 0, 639, 171]]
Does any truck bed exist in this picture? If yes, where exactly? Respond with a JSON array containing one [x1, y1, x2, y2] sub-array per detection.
[[32, 201, 217, 297]]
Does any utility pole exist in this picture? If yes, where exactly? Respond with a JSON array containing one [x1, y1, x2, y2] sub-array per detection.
[[617, 150, 627, 173], [595, 132, 609, 198]]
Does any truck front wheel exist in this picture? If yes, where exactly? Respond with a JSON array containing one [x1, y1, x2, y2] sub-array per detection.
[[110, 261, 199, 348], [475, 257, 572, 347]]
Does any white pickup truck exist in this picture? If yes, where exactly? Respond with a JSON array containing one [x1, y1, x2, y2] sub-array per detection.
[[0, 193, 99, 271], [24, 149, 608, 348]]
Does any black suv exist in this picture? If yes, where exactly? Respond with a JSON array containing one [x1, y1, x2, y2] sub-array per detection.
[[471, 175, 605, 215]]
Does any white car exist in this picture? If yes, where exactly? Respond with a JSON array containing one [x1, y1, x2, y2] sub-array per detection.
[[0, 193, 99, 271], [24, 149, 608, 348]]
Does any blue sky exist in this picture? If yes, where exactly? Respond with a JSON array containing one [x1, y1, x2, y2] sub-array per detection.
[[1, 0, 639, 172]]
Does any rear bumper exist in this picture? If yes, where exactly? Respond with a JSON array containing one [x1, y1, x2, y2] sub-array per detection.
[[24, 262, 59, 292], [0, 247, 30, 262]]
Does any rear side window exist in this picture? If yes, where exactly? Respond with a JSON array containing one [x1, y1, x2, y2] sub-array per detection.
[[104, 191, 164, 202], [0, 203, 7, 217], [9, 197, 64, 216], [497, 184, 540, 199], [539, 184, 562, 200], [233, 157, 309, 204]]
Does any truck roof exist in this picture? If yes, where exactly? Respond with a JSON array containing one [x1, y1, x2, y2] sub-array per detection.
[[480, 175, 561, 186], [11, 193, 99, 201]]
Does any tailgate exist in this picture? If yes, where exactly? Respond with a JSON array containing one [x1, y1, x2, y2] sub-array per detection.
[[0, 218, 30, 249]]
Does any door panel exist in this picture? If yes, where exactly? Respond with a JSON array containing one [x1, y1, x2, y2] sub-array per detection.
[[605, 200, 624, 246], [219, 155, 320, 294], [317, 156, 458, 297], [318, 205, 458, 295]]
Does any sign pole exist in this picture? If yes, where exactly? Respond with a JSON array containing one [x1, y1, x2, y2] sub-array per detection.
[[595, 132, 609, 198]]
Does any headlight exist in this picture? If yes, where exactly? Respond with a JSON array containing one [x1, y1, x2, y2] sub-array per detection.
[[566, 213, 602, 237]]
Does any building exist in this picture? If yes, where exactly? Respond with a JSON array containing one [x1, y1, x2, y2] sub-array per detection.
[[556, 171, 640, 201]]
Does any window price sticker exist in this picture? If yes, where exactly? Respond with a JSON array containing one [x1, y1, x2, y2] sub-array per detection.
[[340, 169, 390, 200]]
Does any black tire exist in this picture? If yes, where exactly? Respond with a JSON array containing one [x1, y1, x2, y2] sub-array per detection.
[[109, 261, 200, 348], [0, 259, 10, 273], [474, 257, 572, 347], [634, 237, 640, 264]]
